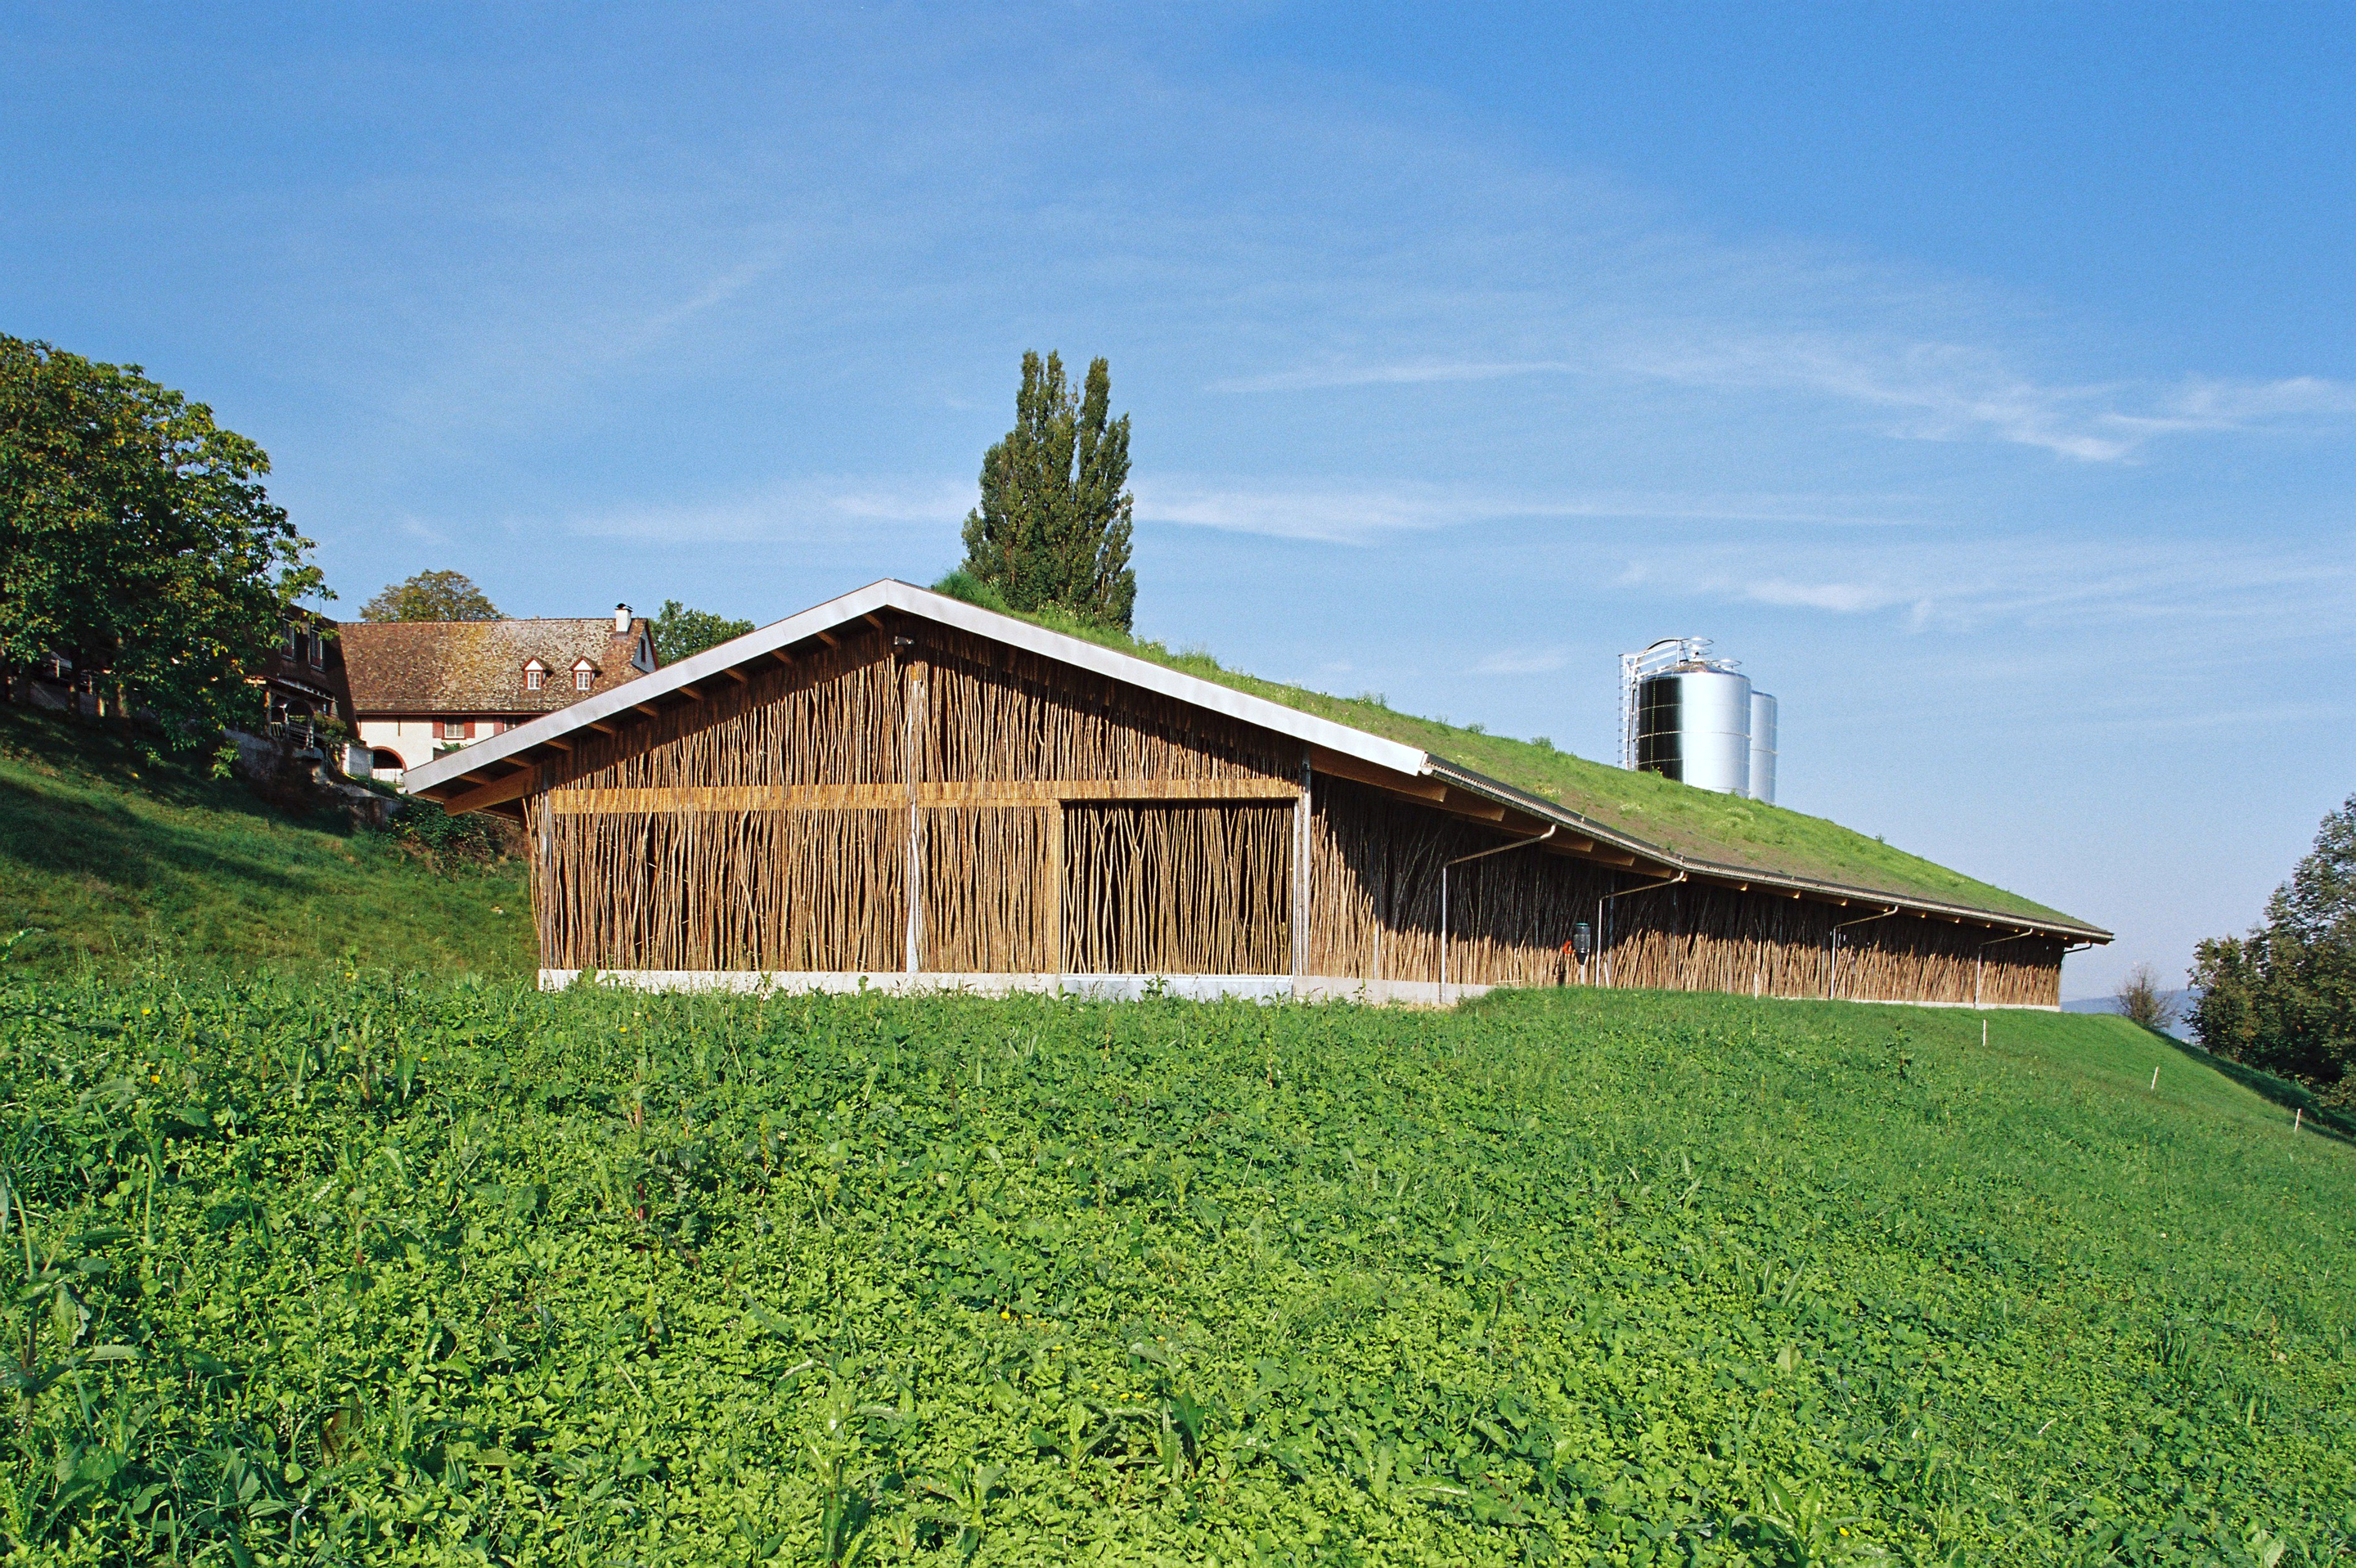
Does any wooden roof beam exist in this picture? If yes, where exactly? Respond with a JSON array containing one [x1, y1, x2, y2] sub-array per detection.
[[438, 762, 540, 816], [1441, 788, 1507, 823], [1308, 745, 1447, 802]]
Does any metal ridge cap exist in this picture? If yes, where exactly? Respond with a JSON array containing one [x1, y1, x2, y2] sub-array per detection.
[[1423, 757, 2108, 941], [875, 582, 1430, 777], [407, 579, 1434, 796]]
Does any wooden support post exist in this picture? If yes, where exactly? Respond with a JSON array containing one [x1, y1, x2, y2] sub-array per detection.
[[903, 654, 926, 975], [1291, 749, 1311, 988], [1045, 803, 1064, 978]]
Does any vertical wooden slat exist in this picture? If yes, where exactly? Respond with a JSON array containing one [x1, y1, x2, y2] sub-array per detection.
[[1045, 804, 1064, 977], [904, 648, 925, 974], [1291, 748, 1311, 984]]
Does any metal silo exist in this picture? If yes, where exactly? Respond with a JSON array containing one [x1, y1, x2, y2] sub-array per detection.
[[1623, 639, 1752, 796], [1747, 690, 1778, 805], [1619, 637, 1776, 798]]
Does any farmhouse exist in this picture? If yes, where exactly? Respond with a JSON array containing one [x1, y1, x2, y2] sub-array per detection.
[[341, 607, 657, 779], [405, 581, 2109, 1006]]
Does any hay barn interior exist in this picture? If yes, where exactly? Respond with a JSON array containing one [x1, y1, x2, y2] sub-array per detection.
[[407, 581, 2109, 1004]]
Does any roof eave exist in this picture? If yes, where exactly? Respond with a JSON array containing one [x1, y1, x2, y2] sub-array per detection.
[[1425, 758, 2110, 942]]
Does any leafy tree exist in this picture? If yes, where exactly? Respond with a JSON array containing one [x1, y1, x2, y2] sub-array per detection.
[[650, 599, 753, 663], [359, 569, 501, 622], [958, 350, 1136, 631], [2188, 793, 2356, 1100], [0, 334, 324, 744]]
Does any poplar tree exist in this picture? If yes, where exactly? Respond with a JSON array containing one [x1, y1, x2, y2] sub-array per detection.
[[959, 351, 1136, 631]]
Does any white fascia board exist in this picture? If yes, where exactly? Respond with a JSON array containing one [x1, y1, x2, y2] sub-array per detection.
[[406, 580, 1428, 795], [885, 583, 1428, 776]]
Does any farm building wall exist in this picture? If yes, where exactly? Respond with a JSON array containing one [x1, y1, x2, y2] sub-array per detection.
[[1303, 779, 2060, 1005], [521, 619, 2063, 1006]]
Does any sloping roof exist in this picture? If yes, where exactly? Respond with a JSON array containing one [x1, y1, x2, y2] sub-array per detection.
[[340, 618, 654, 716], [404, 581, 2109, 941]]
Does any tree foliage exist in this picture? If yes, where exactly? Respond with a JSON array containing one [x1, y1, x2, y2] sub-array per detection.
[[650, 599, 753, 664], [358, 568, 501, 622], [2188, 793, 2356, 1099], [958, 351, 1136, 631], [0, 335, 322, 743]]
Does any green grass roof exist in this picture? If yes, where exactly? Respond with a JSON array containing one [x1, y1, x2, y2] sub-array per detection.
[[947, 584, 2096, 932]]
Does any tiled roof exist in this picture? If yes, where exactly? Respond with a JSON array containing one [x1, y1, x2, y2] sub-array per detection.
[[339, 618, 656, 715]]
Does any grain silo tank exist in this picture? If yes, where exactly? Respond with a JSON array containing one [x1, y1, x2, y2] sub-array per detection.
[[1633, 661, 1752, 796], [1620, 636, 1777, 798], [1747, 690, 1778, 805]]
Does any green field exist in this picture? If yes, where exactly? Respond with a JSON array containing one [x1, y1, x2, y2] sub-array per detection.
[[0, 706, 530, 977], [3, 968, 2347, 1565]]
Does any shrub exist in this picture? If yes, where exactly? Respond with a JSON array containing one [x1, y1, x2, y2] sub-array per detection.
[[373, 797, 517, 868], [2115, 961, 2181, 1032]]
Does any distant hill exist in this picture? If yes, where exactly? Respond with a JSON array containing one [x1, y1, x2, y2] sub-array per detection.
[[2062, 989, 2199, 1041], [0, 706, 531, 977]]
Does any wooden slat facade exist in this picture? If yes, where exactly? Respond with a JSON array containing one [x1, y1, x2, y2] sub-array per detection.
[[519, 618, 2066, 1004]]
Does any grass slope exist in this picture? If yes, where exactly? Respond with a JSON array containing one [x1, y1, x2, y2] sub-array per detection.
[[978, 595, 2084, 928], [0, 707, 531, 977], [6, 971, 2346, 1563]]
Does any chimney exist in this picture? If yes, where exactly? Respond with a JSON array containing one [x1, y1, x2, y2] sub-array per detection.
[[614, 603, 631, 634]]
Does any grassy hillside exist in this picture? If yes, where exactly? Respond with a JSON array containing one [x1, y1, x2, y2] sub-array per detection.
[[969, 593, 2088, 930], [0, 706, 531, 977], [6, 970, 2345, 1563]]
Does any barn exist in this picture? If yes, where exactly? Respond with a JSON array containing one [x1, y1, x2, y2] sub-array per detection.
[[404, 581, 2108, 1005]]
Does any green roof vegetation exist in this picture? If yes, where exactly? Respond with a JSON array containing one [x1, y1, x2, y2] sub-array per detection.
[[935, 577, 2091, 930]]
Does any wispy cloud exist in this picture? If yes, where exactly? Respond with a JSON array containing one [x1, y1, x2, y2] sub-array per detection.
[[1659, 531, 2356, 640], [1134, 480, 1916, 544], [1473, 647, 1571, 676], [543, 478, 971, 544], [1737, 577, 1907, 614], [1631, 334, 2354, 461], [1227, 338, 2355, 464], [1214, 360, 1583, 393]]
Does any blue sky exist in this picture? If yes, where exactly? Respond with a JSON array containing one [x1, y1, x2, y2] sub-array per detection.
[[7, 3, 2350, 996]]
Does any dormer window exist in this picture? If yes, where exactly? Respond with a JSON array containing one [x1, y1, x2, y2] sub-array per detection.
[[572, 658, 596, 692], [524, 658, 547, 691]]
